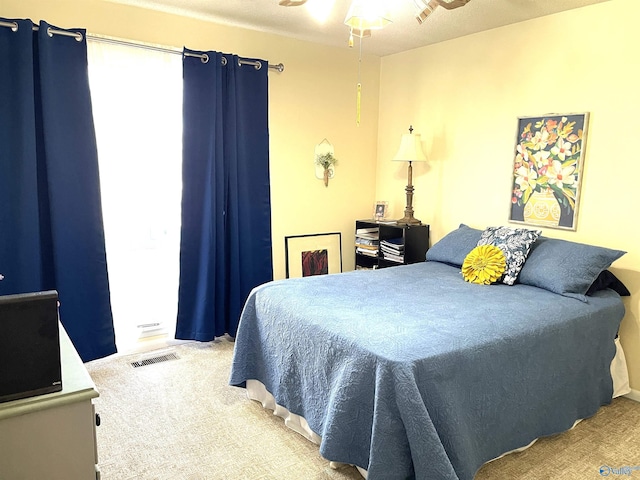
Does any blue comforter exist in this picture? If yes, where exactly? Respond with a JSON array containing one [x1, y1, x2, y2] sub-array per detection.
[[229, 261, 625, 479]]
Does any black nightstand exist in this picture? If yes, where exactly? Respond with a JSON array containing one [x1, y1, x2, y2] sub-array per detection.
[[355, 220, 429, 269]]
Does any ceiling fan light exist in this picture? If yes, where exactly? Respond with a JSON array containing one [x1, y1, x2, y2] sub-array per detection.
[[305, 0, 335, 22], [351, 27, 372, 38], [344, 0, 392, 31]]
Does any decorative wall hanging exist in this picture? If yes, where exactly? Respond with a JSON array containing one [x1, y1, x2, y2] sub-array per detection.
[[285, 233, 343, 278], [509, 113, 589, 231], [314, 138, 338, 187]]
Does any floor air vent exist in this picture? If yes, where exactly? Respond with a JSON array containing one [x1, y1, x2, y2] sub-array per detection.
[[130, 352, 179, 368]]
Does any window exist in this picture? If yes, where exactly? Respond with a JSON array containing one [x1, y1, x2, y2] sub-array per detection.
[[87, 39, 182, 351]]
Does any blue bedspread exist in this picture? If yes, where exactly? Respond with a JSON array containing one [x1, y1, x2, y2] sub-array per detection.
[[229, 261, 625, 479]]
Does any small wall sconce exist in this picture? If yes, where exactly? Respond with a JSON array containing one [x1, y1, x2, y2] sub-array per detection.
[[314, 138, 338, 187]]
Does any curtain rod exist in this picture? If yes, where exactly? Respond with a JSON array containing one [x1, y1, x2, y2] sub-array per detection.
[[0, 20, 285, 73]]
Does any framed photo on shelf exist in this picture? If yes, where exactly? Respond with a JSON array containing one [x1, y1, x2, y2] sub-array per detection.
[[373, 201, 388, 220], [508, 112, 589, 231], [285, 232, 342, 278]]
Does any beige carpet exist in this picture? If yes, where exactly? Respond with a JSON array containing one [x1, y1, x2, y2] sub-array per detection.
[[86, 339, 640, 480]]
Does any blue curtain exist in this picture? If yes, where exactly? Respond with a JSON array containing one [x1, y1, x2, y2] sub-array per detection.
[[0, 19, 116, 362], [176, 50, 273, 341]]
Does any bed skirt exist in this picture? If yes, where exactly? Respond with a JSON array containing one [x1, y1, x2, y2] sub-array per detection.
[[245, 338, 630, 478]]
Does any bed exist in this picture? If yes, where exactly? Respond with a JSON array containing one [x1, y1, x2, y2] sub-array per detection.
[[229, 225, 629, 480]]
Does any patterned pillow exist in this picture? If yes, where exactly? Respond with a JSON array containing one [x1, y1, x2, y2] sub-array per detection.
[[461, 245, 507, 285], [477, 226, 541, 285]]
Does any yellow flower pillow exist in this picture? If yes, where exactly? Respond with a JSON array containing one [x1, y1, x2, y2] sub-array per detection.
[[462, 245, 507, 285]]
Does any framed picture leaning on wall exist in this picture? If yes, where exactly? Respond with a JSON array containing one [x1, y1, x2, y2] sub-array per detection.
[[508, 113, 589, 231], [285, 233, 342, 279]]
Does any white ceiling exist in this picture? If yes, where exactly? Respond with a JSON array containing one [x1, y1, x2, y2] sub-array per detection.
[[104, 0, 612, 57]]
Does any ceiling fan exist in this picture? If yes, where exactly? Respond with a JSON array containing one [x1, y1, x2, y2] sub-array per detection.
[[278, 0, 473, 127], [278, 0, 473, 13], [279, 0, 472, 26]]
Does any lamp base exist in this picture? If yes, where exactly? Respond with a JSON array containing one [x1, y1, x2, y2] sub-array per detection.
[[396, 215, 422, 226]]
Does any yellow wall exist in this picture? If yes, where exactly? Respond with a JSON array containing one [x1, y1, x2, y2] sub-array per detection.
[[5, 0, 639, 390], [377, 0, 640, 389], [2, 0, 380, 278]]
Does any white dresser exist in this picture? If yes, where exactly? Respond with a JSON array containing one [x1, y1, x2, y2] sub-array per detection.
[[0, 324, 100, 479]]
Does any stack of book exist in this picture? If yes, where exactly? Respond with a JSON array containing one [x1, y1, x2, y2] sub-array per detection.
[[355, 227, 379, 258], [380, 237, 404, 263], [356, 264, 378, 271]]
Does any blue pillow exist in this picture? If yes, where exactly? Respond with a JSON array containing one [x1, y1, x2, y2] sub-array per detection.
[[518, 237, 626, 301], [425, 224, 482, 267], [586, 270, 630, 297]]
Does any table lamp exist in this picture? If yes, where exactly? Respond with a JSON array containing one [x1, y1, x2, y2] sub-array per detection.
[[393, 125, 427, 225]]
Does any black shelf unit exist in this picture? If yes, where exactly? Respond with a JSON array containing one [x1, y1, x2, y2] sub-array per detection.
[[355, 220, 430, 269]]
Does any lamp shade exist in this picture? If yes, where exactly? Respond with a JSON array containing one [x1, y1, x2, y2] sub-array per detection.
[[344, 0, 392, 30], [393, 133, 427, 162]]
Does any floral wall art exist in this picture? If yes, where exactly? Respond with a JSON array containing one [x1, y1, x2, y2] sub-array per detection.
[[509, 113, 589, 230]]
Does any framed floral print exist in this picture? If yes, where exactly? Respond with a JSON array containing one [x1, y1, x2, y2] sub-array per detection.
[[285, 232, 342, 278], [509, 113, 589, 231]]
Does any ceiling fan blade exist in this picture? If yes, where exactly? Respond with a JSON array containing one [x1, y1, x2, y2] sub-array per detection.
[[434, 0, 471, 10], [279, 0, 308, 6]]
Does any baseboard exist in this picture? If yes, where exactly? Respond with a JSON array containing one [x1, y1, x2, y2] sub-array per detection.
[[116, 335, 194, 356], [624, 389, 640, 403]]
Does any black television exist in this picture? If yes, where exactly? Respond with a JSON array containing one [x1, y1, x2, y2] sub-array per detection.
[[0, 290, 62, 403]]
